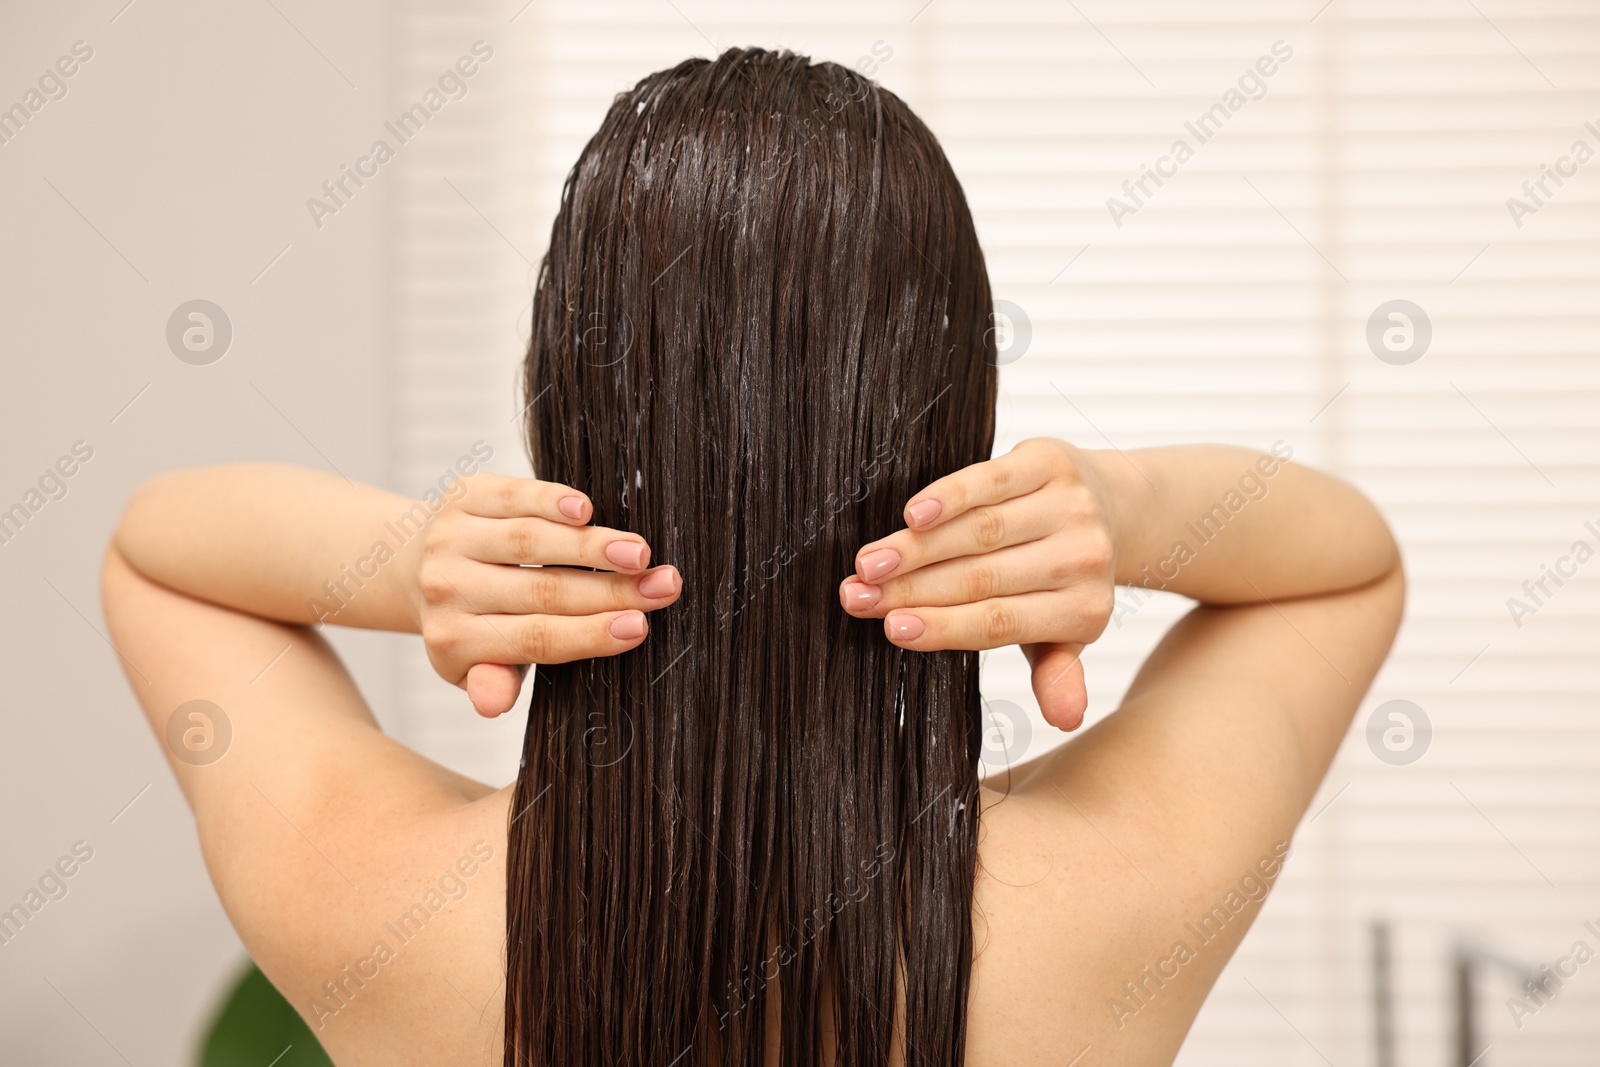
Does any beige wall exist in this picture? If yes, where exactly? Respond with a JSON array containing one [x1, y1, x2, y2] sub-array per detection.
[[0, 2, 394, 1061]]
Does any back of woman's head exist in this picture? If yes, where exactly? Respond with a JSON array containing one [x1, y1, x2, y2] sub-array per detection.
[[510, 46, 998, 1066]]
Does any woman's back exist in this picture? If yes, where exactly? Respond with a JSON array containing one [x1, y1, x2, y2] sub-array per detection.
[[167, 525, 1398, 1065], [100, 45, 1404, 1067]]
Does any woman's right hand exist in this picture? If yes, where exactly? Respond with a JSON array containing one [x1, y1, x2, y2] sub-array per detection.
[[839, 438, 1118, 731], [414, 471, 681, 718]]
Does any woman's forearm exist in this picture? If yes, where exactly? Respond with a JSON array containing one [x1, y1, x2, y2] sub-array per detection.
[[1080, 443, 1399, 604], [113, 464, 438, 631]]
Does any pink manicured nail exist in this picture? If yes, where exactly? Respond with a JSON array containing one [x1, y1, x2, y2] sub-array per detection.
[[605, 540, 648, 570], [842, 582, 881, 611], [856, 548, 901, 582], [558, 495, 586, 520], [638, 567, 678, 599], [888, 613, 925, 641], [609, 611, 646, 639], [906, 499, 941, 528]]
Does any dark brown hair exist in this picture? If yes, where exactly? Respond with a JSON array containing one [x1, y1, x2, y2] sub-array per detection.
[[510, 46, 997, 1066]]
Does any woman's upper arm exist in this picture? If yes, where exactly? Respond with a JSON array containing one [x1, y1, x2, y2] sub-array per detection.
[[1111, 559, 1407, 813], [98, 544, 483, 965], [1018, 561, 1406, 912]]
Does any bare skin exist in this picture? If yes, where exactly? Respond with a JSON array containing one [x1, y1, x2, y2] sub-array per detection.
[[102, 441, 1403, 1066]]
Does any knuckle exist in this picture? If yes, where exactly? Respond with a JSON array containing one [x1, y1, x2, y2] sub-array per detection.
[[518, 619, 555, 663], [1024, 435, 1059, 461], [581, 528, 614, 568], [989, 465, 1012, 498], [1082, 526, 1115, 573], [526, 570, 566, 614], [983, 601, 1018, 644], [509, 520, 540, 562], [418, 565, 453, 605], [494, 478, 520, 513], [1064, 480, 1097, 515], [421, 514, 451, 553], [964, 563, 1000, 602], [424, 620, 463, 660], [1026, 434, 1060, 463], [607, 577, 636, 612], [972, 507, 1007, 550]]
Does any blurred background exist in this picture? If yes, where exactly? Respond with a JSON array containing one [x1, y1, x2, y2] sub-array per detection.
[[2, 1, 1596, 1063]]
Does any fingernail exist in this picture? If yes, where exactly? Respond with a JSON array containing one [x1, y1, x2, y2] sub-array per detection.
[[609, 611, 646, 639], [639, 567, 677, 599], [907, 499, 941, 528], [887, 612, 925, 641], [605, 540, 648, 570], [842, 582, 881, 611], [856, 548, 901, 582], [558, 495, 586, 520]]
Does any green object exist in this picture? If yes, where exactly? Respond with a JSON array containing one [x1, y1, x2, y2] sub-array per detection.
[[198, 961, 334, 1067]]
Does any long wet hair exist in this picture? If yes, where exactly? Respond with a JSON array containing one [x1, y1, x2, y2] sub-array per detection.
[[508, 47, 998, 1066]]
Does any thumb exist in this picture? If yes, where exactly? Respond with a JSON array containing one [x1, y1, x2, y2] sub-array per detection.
[[1023, 642, 1086, 732], [465, 662, 527, 718]]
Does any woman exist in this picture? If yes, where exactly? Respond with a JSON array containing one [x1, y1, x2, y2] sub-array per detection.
[[102, 48, 1403, 1066]]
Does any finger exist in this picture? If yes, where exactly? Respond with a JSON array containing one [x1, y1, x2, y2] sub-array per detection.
[[841, 538, 1070, 617], [465, 662, 525, 718], [466, 608, 651, 666], [455, 471, 593, 525], [900, 439, 1059, 531], [854, 492, 1059, 584], [1024, 642, 1087, 731], [878, 591, 1098, 654], [442, 563, 681, 617], [457, 514, 651, 572]]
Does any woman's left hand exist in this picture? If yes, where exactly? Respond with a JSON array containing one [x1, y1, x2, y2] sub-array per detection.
[[838, 438, 1117, 731]]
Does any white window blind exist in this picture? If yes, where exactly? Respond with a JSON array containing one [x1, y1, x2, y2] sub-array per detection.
[[389, 2, 1600, 1061]]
